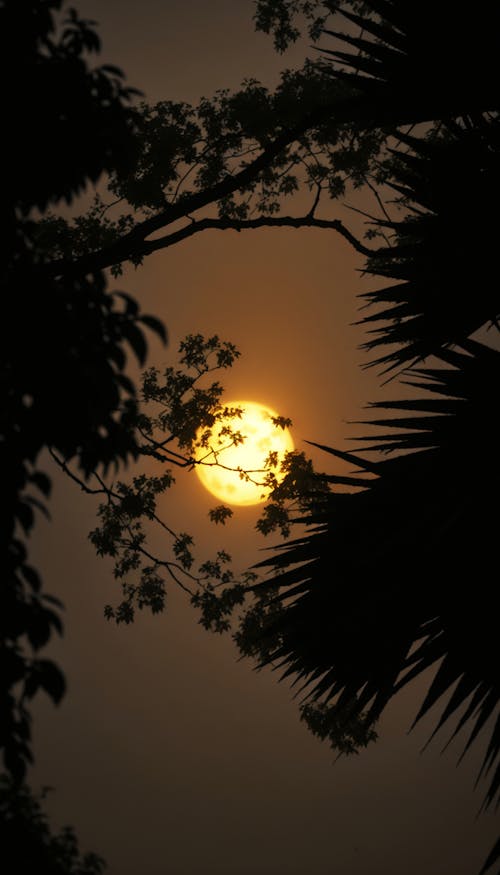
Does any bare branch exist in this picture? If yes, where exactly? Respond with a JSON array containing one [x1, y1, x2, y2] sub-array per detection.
[[307, 184, 323, 218], [363, 176, 393, 222], [141, 214, 374, 258], [48, 449, 107, 496]]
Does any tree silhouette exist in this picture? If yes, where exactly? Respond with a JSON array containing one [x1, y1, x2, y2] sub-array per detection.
[[0, 775, 105, 874], [245, 4, 500, 872], [1, 0, 393, 782], [1, 0, 165, 787], [3, 2, 500, 872], [72, 5, 499, 869], [2, 0, 346, 808]]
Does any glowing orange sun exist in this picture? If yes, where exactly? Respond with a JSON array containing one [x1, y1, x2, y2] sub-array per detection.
[[195, 400, 294, 506]]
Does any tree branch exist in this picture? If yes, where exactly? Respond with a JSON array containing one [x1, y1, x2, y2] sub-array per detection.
[[48, 448, 107, 495], [39, 90, 408, 279], [140, 214, 374, 258], [42, 84, 491, 279], [307, 184, 323, 218], [46, 111, 329, 277]]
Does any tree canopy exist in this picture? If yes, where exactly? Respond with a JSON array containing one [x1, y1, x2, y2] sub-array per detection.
[[2, 1, 500, 872], [1, 0, 169, 787]]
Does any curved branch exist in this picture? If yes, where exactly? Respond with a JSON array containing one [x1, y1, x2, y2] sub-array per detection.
[[46, 112, 329, 277], [42, 87, 442, 280], [140, 214, 374, 258], [42, 78, 491, 280], [48, 448, 107, 495]]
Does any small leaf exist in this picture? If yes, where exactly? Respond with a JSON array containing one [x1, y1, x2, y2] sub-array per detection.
[[36, 660, 66, 704], [30, 470, 52, 497], [139, 314, 168, 344], [15, 502, 34, 533], [208, 505, 233, 525], [20, 564, 41, 592], [124, 323, 148, 365], [115, 291, 139, 315]]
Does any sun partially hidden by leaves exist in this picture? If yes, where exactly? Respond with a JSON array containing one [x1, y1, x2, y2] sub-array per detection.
[[71, 334, 325, 642], [194, 400, 295, 506]]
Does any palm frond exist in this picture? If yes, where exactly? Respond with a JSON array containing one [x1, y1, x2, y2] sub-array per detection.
[[253, 341, 500, 821], [358, 119, 500, 371], [321, 1, 500, 121]]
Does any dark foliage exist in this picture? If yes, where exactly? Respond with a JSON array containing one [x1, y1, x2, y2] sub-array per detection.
[[248, 2, 500, 871], [360, 119, 500, 371], [2, 1, 499, 872], [320, 0, 500, 123], [1, 0, 165, 782], [1, 0, 140, 215], [256, 342, 500, 800], [0, 775, 105, 874]]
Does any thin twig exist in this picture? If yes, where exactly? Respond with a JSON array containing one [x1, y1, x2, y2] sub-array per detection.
[[49, 449, 106, 495]]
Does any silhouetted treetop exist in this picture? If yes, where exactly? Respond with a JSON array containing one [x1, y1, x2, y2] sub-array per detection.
[[1, 0, 165, 787], [2, 0, 139, 215], [0, 776, 105, 874], [34, 0, 500, 288]]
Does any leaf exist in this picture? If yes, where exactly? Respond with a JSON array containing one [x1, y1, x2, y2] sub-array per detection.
[[15, 502, 34, 534], [479, 836, 500, 875], [115, 291, 139, 315], [123, 322, 148, 365], [20, 564, 41, 592], [30, 470, 52, 497], [100, 64, 125, 77], [208, 505, 233, 525], [139, 314, 168, 344], [36, 660, 66, 705]]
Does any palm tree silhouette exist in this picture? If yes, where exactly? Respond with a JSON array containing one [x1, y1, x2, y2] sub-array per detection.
[[250, 4, 500, 872]]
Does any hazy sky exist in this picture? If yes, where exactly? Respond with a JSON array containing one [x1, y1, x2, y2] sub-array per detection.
[[30, 3, 498, 874]]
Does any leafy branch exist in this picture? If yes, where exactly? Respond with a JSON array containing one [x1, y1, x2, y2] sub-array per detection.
[[46, 333, 327, 637], [37, 58, 394, 278]]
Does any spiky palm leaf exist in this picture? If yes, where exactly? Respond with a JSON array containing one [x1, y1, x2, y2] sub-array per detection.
[[359, 119, 500, 371], [245, 5, 500, 871], [320, 0, 500, 372], [321, 0, 500, 123], [255, 340, 500, 814]]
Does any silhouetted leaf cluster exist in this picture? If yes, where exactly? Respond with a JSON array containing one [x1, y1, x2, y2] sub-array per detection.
[[253, 0, 369, 53], [1, 0, 166, 785], [0, 775, 106, 874], [39, 60, 387, 276], [3, 0, 140, 214], [81, 335, 264, 631], [300, 700, 378, 756]]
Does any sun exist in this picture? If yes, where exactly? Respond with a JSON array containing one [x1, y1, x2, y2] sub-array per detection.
[[194, 400, 294, 506]]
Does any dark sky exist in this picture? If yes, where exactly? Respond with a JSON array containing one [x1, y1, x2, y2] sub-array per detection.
[[30, 3, 498, 873]]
